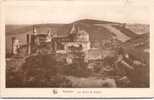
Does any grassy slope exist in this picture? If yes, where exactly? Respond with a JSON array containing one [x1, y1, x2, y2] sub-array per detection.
[[121, 33, 149, 64]]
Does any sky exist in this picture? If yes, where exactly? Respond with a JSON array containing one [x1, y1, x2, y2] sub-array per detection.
[[4, 1, 150, 24]]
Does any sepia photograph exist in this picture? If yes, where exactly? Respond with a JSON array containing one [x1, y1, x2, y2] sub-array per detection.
[[1, 0, 154, 98], [4, 1, 150, 89]]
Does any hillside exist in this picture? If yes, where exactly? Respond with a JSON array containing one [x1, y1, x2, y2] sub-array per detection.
[[74, 19, 120, 25], [120, 33, 149, 64], [126, 24, 150, 34], [6, 19, 146, 40], [5, 19, 149, 53]]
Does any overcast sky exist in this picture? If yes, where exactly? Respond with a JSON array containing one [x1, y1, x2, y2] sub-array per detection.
[[4, 1, 150, 24]]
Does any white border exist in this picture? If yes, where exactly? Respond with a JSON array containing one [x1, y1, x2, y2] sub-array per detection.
[[0, 0, 154, 98]]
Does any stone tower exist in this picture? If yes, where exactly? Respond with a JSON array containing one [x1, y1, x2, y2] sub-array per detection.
[[12, 37, 20, 55]]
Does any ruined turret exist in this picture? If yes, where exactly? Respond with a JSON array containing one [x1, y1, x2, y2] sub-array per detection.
[[12, 37, 20, 55]]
